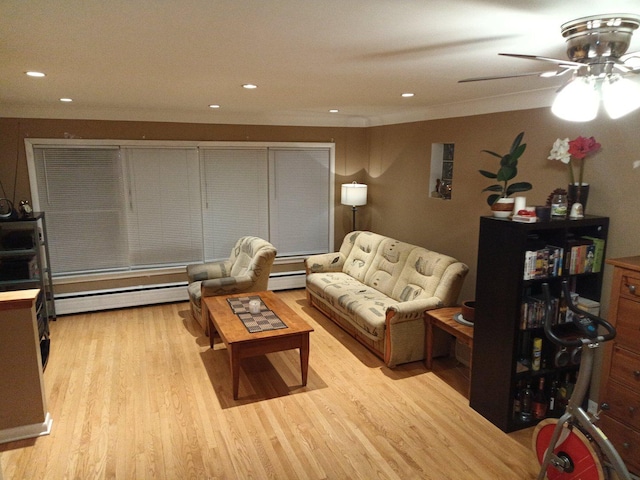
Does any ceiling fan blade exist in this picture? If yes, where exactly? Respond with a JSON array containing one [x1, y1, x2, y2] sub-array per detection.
[[498, 53, 585, 69], [620, 50, 640, 62], [620, 51, 640, 72], [458, 68, 570, 83], [459, 72, 545, 83]]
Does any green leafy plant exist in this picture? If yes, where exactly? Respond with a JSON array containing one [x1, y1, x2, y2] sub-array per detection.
[[479, 131, 533, 206]]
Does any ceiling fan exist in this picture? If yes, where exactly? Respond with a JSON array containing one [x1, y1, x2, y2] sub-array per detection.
[[459, 13, 640, 121]]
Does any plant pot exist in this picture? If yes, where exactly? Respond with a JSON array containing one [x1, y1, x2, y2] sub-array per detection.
[[461, 300, 475, 323], [568, 183, 589, 212], [491, 198, 515, 218]]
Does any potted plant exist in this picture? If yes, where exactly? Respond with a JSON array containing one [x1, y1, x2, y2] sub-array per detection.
[[479, 131, 533, 217]]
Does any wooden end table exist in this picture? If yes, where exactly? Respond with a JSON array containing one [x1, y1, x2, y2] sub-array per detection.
[[424, 306, 474, 371], [203, 291, 314, 399]]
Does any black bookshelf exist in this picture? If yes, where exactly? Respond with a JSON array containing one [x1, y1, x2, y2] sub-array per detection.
[[469, 215, 609, 432]]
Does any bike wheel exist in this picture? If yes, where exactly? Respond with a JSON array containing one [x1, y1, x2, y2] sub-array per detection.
[[532, 418, 605, 480]]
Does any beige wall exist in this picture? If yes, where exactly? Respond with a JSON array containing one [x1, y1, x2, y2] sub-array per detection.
[[2, 108, 639, 312], [365, 107, 640, 315]]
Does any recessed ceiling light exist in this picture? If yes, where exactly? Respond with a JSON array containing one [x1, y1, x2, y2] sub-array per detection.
[[401, 93, 415, 98], [26, 71, 46, 77], [329, 109, 339, 113], [242, 84, 257, 89], [59, 98, 73, 102], [208, 104, 221, 109]]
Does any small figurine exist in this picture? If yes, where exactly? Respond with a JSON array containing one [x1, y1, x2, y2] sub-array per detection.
[[431, 179, 442, 198], [19, 200, 33, 218], [569, 202, 584, 219]]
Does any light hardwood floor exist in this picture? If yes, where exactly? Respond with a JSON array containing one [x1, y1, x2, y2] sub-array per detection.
[[0, 289, 539, 479]]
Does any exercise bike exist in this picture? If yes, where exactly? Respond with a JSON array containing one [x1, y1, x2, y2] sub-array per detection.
[[533, 281, 637, 480]]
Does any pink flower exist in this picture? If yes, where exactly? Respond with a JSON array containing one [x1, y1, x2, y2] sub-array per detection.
[[568, 136, 601, 160]]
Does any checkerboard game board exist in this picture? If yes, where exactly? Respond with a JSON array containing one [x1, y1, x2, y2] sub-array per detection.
[[226, 295, 288, 333]]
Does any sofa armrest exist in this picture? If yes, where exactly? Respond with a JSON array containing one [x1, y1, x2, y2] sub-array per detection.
[[187, 260, 233, 282], [433, 262, 469, 306], [201, 275, 254, 296], [383, 298, 443, 367], [305, 252, 345, 275], [385, 297, 444, 324]]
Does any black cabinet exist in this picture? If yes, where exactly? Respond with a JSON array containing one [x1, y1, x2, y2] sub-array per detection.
[[0, 213, 55, 368], [469, 215, 608, 432]]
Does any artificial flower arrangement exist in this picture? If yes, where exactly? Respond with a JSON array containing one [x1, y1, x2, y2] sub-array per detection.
[[548, 136, 601, 185]]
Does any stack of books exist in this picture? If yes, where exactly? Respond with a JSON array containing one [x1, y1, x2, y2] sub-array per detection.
[[523, 245, 564, 280], [564, 236, 605, 275], [520, 294, 559, 329]]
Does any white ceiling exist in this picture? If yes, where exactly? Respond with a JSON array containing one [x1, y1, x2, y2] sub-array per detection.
[[2, 0, 639, 127]]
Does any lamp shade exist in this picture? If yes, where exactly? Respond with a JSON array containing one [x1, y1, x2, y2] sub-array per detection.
[[602, 75, 640, 119], [551, 76, 599, 122], [551, 73, 640, 122], [341, 182, 367, 206]]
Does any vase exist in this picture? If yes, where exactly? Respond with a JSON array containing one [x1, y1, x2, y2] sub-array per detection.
[[491, 197, 515, 218], [568, 183, 589, 212]]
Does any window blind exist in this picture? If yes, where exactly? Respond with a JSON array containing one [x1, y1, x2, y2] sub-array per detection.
[[33, 147, 129, 274], [199, 148, 269, 261], [123, 148, 203, 267], [269, 148, 331, 256]]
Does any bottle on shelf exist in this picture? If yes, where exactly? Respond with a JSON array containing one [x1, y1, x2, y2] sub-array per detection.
[[548, 378, 561, 416], [551, 193, 567, 218], [559, 290, 567, 324], [520, 381, 533, 422], [558, 372, 575, 409], [532, 377, 548, 420], [513, 380, 523, 419]]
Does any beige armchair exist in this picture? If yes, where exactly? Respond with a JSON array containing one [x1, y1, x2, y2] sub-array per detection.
[[186, 236, 277, 334]]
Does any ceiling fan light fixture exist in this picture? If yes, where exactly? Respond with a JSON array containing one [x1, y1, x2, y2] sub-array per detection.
[[551, 76, 599, 122], [601, 75, 640, 119]]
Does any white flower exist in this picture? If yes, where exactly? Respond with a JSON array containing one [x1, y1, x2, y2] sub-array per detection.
[[548, 138, 571, 164]]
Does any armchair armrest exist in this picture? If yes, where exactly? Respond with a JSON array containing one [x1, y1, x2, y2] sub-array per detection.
[[305, 252, 345, 275], [187, 260, 233, 282], [201, 275, 254, 296]]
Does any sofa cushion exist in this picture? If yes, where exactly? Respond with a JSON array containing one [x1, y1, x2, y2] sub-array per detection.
[[363, 238, 415, 298], [391, 248, 460, 302], [342, 231, 385, 282], [306, 271, 394, 340]]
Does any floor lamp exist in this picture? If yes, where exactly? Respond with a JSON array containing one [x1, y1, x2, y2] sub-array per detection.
[[341, 182, 367, 231]]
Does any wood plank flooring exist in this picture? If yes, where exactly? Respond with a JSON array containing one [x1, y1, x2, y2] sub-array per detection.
[[0, 289, 539, 479]]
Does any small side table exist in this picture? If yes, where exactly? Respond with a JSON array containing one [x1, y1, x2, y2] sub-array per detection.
[[424, 307, 474, 371]]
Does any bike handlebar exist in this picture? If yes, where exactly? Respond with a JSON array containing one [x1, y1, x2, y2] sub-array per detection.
[[542, 281, 617, 347]]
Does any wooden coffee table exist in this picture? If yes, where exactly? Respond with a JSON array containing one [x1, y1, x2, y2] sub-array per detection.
[[203, 291, 313, 399]]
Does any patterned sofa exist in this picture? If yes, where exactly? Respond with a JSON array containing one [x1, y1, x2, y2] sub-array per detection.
[[305, 231, 468, 367]]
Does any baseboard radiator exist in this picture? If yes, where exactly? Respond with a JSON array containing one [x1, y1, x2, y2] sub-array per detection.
[[54, 271, 306, 316]]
